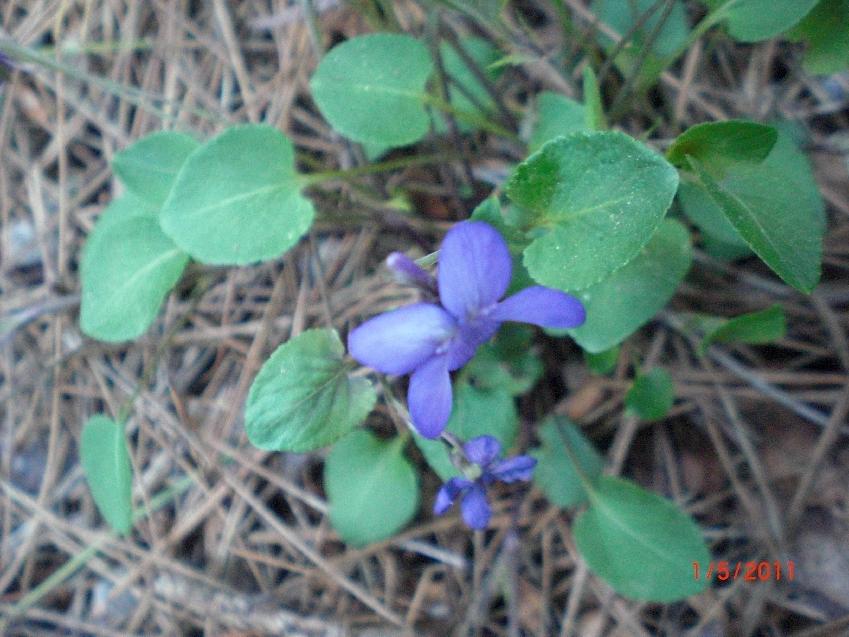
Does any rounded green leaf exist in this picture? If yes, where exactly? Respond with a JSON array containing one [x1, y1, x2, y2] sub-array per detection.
[[507, 131, 679, 291], [310, 33, 433, 146], [566, 219, 693, 353], [112, 131, 199, 208], [786, 0, 849, 75], [80, 195, 189, 342], [160, 124, 314, 265], [574, 476, 710, 601], [678, 180, 749, 247], [80, 415, 134, 535], [325, 431, 419, 546], [529, 91, 587, 152], [415, 379, 518, 481], [245, 329, 376, 452], [625, 368, 675, 421], [707, 0, 819, 42], [668, 121, 777, 174], [531, 416, 604, 508], [687, 129, 825, 292]]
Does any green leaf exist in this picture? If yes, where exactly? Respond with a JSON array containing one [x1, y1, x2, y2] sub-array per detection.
[[701, 232, 755, 261], [707, 0, 819, 42], [80, 415, 133, 535], [625, 368, 675, 421], [584, 346, 620, 375], [574, 476, 710, 601], [700, 304, 786, 352], [678, 180, 749, 248], [786, 0, 849, 74], [112, 131, 199, 208], [591, 0, 689, 82], [531, 416, 604, 508], [582, 66, 606, 130], [438, 37, 503, 133], [160, 125, 314, 265], [687, 129, 825, 292], [245, 329, 376, 452], [507, 131, 679, 291], [310, 33, 433, 146], [566, 219, 692, 353], [325, 431, 418, 546], [529, 91, 587, 152], [415, 378, 517, 481], [80, 194, 189, 342], [668, 121, 777, 175]]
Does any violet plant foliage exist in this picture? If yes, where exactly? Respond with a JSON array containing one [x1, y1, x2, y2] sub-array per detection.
[[433, 435, 536, 529], [348, 220, 586, 438]]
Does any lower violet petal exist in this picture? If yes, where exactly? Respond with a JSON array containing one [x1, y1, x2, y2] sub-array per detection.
[[460, 483, 492, 530], [408, 355, 452, 438], [433, 477, 472, 515], [489, 286, 586, 329], [490, 455, 537, 483]]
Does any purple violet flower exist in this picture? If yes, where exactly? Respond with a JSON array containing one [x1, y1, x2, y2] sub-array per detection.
[[433, 435, 536, 529], [348, 220, 586, 438]]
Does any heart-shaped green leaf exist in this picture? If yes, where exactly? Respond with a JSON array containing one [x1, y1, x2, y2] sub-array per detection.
[[325, 431, 419, 546], [574, 476, 710, 601], [80, 415, 134, 535], [160, 124, 314, 265], [566, 219, 692, 353], [112, 131, 199, 208], [245, 329, 376, 452], [507, 131, 679, 291], [310, 33, 433, 146], [80, 194, 189, 342], [786, 0, 849, 75], [687, 129, 825, 293]]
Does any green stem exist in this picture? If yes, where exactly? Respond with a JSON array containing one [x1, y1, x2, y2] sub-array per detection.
[[422, 93, 518, 139], [302, 151, 472, 185]]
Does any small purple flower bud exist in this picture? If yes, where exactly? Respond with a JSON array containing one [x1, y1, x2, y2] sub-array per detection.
[[386, 251, 437, 293]]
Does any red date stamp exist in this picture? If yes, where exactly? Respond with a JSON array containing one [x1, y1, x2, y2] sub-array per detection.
[[693, 560, 795, 582]]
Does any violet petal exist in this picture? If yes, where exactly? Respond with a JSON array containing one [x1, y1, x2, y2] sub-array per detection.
[[490, 455, 537, 483], [408, 354, 452, 438], [489, 286, 586, 329], [433, 477, 472, 515], [463, 435, 502, 467], [438, 221, 512, 322], [386, 252, 436, 290], [348, 303, 455, 375], [460, 483, 492, 529]]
